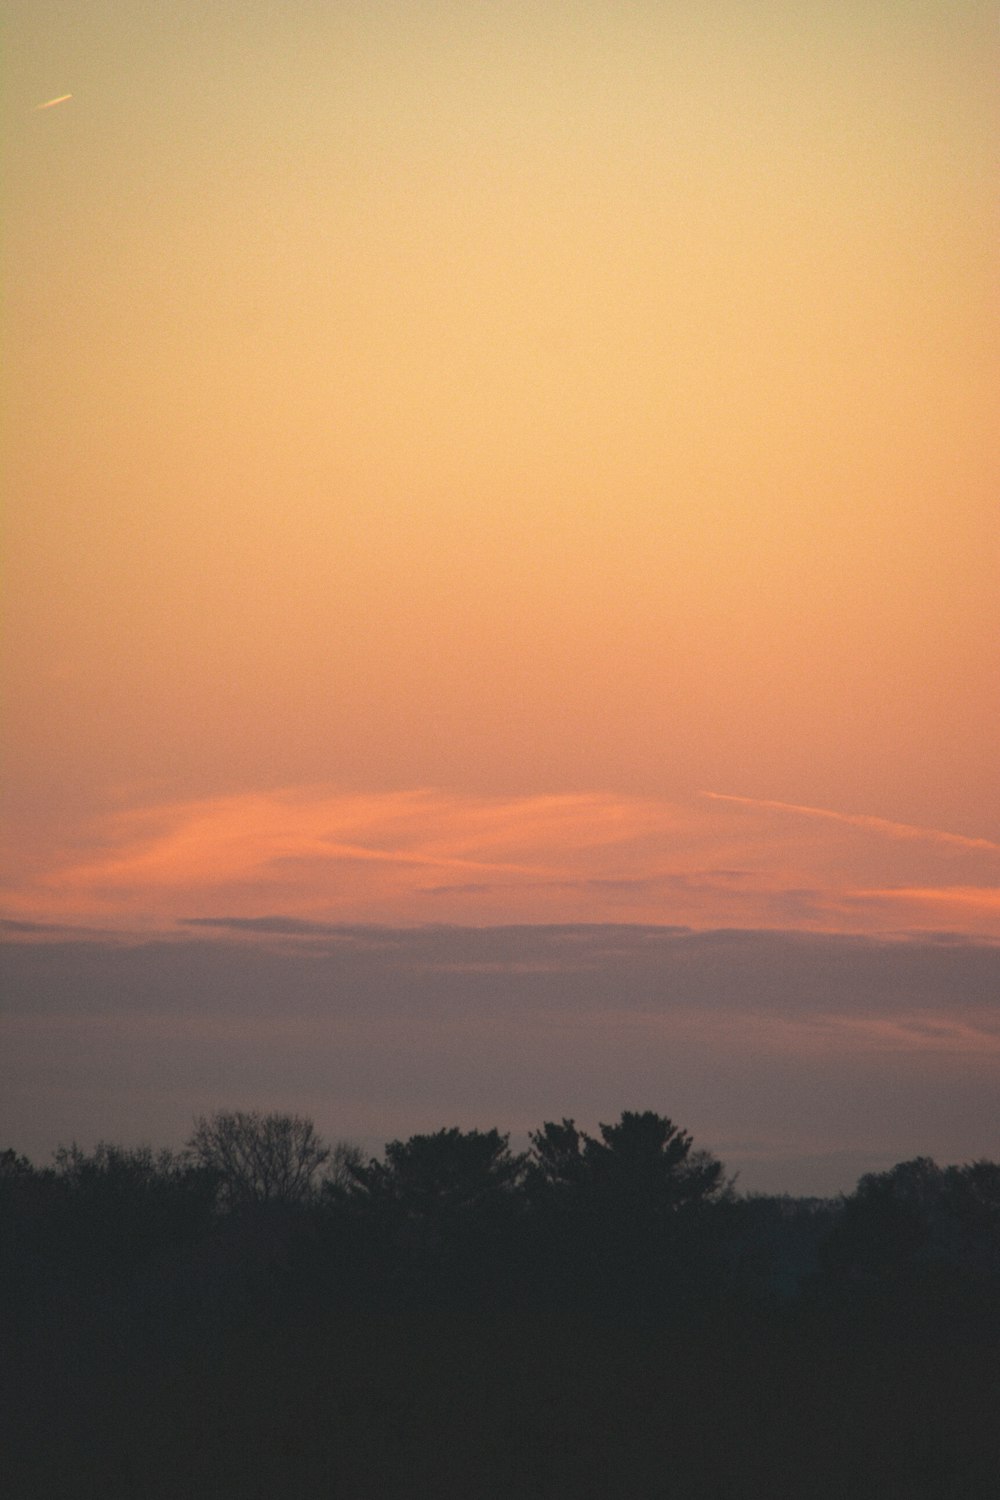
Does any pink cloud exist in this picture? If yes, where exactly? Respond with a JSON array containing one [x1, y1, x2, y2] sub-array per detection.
[[701, 791, 1000, 853], [2, 786, 998, 936]]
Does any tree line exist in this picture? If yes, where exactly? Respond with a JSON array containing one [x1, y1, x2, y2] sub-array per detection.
[[4, 1108, 1000, 1302], [3, 1110, 1000, 1497]]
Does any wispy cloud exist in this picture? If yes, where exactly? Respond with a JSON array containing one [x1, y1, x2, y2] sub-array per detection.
[[702, 792, 1000, 853], [2, 786, 998, 937], [846, 886, 1000, 916]]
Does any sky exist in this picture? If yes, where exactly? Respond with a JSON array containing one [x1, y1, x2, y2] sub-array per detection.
[[2, 1, 998, 1191]]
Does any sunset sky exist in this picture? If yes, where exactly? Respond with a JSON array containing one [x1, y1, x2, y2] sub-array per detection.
[[2, 2, 998, 1189]]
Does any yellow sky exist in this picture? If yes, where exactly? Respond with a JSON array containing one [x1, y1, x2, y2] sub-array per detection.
[[3, 1, 998, 927]]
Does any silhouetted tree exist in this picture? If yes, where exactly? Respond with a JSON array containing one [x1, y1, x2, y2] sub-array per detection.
[[527, 1118, 587, 1193], [820, 1156, 1000, 1301], [37, 1142, 216, 1291], [352, 1127, 526, 1211], [322, 1139, 365, 1193], [0, 1148, 36, 1185], [523, 1112, 730, 1305], [347, 1127, 528, 1273], [528, 1111, 726, 1208], [820, 1157, 939, 1289], [185, 1111, 329, 1210], [583, 1110, 727, 1209], [0, 1150, 62, 1305], [948, 1159, 1000, 1280]]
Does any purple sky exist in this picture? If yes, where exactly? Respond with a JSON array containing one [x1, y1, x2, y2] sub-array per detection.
[[3, 921, 997, 1195]]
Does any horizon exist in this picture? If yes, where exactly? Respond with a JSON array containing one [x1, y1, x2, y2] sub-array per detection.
[[4, 916, 998, 1197]]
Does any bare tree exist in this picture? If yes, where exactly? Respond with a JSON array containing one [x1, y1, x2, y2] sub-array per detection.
[[324, 1140, 365, 1192], [186, 1110, 329, 1209]]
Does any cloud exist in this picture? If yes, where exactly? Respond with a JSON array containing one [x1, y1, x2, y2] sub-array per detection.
[[849, 886, 1000, 914], [702, 791, 1000, 853], [420, 882, 500, 896], [1, 918, 77, 934], [2, 786, 998, 937], [179, 915, 378, 937]]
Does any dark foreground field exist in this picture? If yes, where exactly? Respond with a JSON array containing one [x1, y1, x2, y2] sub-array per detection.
[[6, 1289, 1000, 1499]]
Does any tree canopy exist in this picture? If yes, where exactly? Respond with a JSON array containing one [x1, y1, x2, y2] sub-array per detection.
[[185, 1110, 330, 1209]]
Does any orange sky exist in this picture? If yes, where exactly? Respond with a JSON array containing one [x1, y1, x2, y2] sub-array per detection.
[[3, 0, 998, 930]]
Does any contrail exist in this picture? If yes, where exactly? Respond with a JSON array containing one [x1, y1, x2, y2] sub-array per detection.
[[701, 792, 1000, 853], [34, 94, 73, 111]]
